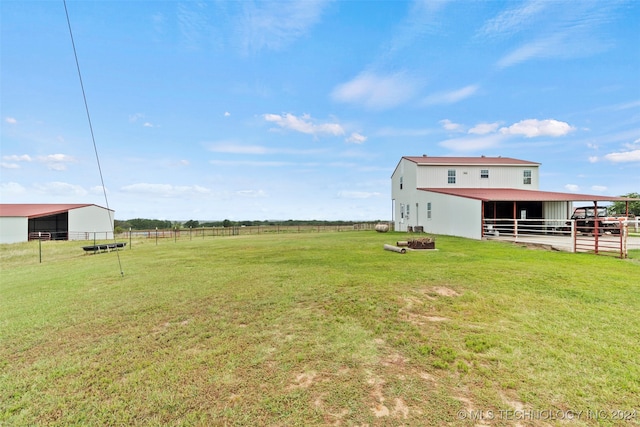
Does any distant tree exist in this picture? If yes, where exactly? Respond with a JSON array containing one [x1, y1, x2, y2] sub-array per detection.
[[114, 219, 132, 230], [222, 219, 232, 228], [127, 218, 172, 229], [609, 193, 640, 216], [184, 220, 200, 228]]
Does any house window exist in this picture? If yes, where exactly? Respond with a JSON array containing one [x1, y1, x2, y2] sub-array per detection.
[[523, 170, 532, 185], [427, 202, 432, 220], [481, 169, 489, 179], [400, 204, 404, 219], [406, 203, 410, 219], [400, 176, 403, 190], [448, 169, 456, 184]]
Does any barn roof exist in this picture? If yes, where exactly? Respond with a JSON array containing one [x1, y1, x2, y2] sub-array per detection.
[[419, 188, 634, 202], [0, 204, 111, 218], [404, 156, 539, 166]]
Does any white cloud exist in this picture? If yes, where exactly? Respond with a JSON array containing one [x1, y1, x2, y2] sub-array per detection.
[[588, 156, 599, 163], [143, 122, 154, 128], [337, 191, 382, 199], [129, 113, 144, 123], [469, 122, 500, 135], [603, 149, 640, 163], [331, 71, 420, 110], [2, 156, 32, 168], [422, 85, 479, 106], [440, 133, 507, 152], [477, 1, 547, 39], [591, 185, 607, 192], [36, 154, 76, 171], [439, 119, 465, 132], [490, 3, 618, 68], [34, 181, 88, 196], [264, 113, 344, 137], [121, 183, 211, 197], [5, 117, 17, 124], [238, 0, 330, 53], [208, 142, 268, 154], [565, 184, 580, 192], [90, 185, 108, 194], [236, 189, 267, 198], [499, 119, 574, 138], [346, 132, 367, 144], [2, 154, 32, 162], [438, 117, 575, 151], [224, 111, 231, 117], [0, 181, 26, 195], [496, 36, 561, 68], [210, 160, 291, 167]]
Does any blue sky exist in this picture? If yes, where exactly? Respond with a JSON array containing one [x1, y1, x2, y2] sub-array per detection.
[[1, 0, 639, 221]]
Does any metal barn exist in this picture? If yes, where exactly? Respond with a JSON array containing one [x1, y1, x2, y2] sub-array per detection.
[[0, 204, 114, 244]]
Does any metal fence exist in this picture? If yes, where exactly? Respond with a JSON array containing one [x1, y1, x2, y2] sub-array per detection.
[[483, 218, 632, 258], [120, 223, 382, 241], [29, 231, 114, 241]]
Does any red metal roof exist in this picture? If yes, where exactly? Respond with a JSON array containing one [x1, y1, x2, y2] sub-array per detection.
[[404, 156, 540, 166], [419, 188, 633, 202], [0, 204, 111, 218]]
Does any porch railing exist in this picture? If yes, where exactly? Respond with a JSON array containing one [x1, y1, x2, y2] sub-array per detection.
[[483, 218, 629, 258]]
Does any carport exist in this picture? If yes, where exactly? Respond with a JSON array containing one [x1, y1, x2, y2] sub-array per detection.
[[422, 188, 637, 256]]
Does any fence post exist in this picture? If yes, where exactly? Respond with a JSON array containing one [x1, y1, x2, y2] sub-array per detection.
[[571, 220, 576, 253]]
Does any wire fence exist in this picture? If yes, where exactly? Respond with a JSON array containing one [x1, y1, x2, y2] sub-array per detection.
[[121, 223, 384, 240], [482, 218, 636, 258]]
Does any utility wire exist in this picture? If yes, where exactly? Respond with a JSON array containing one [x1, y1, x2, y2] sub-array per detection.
[[63, 0, 124, 277]]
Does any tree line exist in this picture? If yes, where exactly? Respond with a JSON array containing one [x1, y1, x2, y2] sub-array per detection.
[[114, 218, 380, 232]]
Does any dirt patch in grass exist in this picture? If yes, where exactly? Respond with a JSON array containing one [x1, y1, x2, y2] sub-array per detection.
[[432, 286, 460, 297]]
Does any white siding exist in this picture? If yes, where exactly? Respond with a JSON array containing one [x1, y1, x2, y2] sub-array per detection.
[[392, 159, 419, 231], [544, 201, 571, 220], [416, 165, 539, 189], [0, 217, 28, 244], [420, 191, 482, 239], [68, 205, 114, 240], [543, 201, 571, 230]]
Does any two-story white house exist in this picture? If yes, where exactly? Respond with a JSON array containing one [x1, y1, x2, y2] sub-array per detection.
[[391, 155, 624, 239]]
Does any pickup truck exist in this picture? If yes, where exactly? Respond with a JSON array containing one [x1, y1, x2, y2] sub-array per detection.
[[567, 206, 629, 235]]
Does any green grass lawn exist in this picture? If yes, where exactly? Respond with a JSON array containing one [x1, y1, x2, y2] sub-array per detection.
[[1, 232, 639, 426]]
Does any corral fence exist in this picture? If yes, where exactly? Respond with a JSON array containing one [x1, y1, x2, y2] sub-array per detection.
[[483, 218, 634, 259], [29, 231, 113, 241], [122, 223, 381, 241]]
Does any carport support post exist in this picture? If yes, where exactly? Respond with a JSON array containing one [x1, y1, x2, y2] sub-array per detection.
[[513, 201, 518, 240], [594, 201, 599, 254], [481, 201, 485, 237], [38, 232, 42, 263]]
